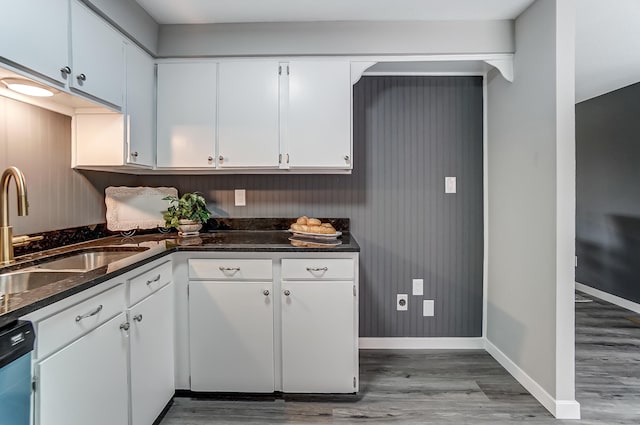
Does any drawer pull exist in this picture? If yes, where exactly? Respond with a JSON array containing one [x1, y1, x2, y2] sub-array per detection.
[[146, 275, 161, 285], [133, 314, 143, 322], [283, 290, 291, 296], [120, 322, 130, 331], [75, 305, 103, 322], [263, 289, 270, 296], [306, 267, 328, 272], [219, 267, 240, 273]]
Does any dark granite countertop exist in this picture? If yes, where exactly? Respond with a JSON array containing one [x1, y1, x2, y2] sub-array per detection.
[[0, 229, 359, 329]]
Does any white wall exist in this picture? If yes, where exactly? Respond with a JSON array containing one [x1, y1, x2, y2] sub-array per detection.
[[157, 20, 514, 57], [486, 0, 578, 419], [84, 0, 159, 54]]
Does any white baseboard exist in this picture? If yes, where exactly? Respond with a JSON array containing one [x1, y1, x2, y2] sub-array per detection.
[[576, 282, 640, 314], [358, 337, 484, 349], [484, 339, 580, 419]]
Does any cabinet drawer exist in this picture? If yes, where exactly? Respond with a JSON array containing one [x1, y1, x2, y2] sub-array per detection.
[[128, 260, 172, 306], [37, 284, 125, 359], [189, 259, 272, 280], [281, 259, 354, 280]]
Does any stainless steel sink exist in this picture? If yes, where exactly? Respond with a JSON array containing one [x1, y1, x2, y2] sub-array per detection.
[[0, 271, 81, 294], [33, 247, 149, 271]]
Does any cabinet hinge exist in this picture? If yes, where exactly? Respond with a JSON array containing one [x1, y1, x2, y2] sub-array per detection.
[[278, 65, 282, 75], [353, 377, 356, 388]]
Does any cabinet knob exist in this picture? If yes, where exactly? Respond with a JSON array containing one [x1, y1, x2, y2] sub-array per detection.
[[60, 66, 71, 75], [133, 314, 143, 322], [344, 155, 350, 161], [131, 151, 138, 158], [283, 290, 291, 297], [263, 289, 270, 296], [120, 322, 130, 331], [77, 73, 87, 82], [208, 156, 213, 162], [218, 155, 224, 162]]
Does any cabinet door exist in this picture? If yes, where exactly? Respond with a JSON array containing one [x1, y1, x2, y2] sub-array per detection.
[[287, 61, 352, 169], [156, 62, 217, 168], [0, 0, 70, 86], [36, 313, 128, 425], [281, 281, 356, 393], [218, 61, 280, 168], [189, 281, 274, 392], [126, 42, 155, 167], [70, 0, 124, 107], [130, 283, 175, 425]]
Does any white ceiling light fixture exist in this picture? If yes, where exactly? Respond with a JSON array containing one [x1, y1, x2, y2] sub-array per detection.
[[1, 78, 57, 97]]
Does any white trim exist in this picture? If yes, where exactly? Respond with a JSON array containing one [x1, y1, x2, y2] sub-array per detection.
[[482, 73, 489, 339], [485, 339, 580, 419], [358, 337, 484, 350], [576, 282, 640, 314]]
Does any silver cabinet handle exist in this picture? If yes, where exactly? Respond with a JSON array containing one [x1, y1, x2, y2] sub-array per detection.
[[344, 155, 350, 161], [263, 289, 270, 296], [146, 274, 161, 285], [284, 290, 291, 296], [218, 155, 224, 162], [286, 153, 290, 164], [208, 156, 213, 162], [131, 151, 138, 158], [60, 66, 71, 75], [306, 267, 328, 272], [75, 305, 103, 322], [219, 266, 240, 272], [120, 322, 130, 331], [133, 314, 143, 322], [77, 73, 87, 82]]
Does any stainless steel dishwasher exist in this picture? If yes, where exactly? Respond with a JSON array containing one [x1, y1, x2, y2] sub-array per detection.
[[0, 321, 35, 425]]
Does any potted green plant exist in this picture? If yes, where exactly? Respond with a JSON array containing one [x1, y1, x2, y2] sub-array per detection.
[[163, 192, 211, 235]]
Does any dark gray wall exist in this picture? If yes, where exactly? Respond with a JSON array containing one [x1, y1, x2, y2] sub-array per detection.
[[576, 82, 640, 303], [128, 76, 484, 337]]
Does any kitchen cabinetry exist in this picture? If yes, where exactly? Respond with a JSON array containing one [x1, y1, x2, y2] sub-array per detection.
[[34, 284, 129, 425], [156, 61, 217, 168], [281, 259, 357, 393], [188, 259, 275, 392], [218, 61, 281, 168], [128, 283, 174, 425], [285, 61, 352, 170], [73, 41, 154, 169], [70, 0, 125, 108], [0, 0, 70, 86], [185, 255, 358, 393]]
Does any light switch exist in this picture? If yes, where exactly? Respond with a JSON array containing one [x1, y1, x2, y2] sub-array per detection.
[[234, 189, 246, 206], [445, 177, 457, 194], [412, 279, 423, 296], [423, 300, 434, 317]]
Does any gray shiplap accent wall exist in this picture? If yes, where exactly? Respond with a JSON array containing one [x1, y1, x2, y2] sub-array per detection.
[[0, 95, 136, 235], [134, 76, 484, 337]]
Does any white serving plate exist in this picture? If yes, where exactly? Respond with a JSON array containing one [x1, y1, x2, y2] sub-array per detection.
[[287, 229, 342, 239], [105, 186, 177, 232], [288, 237, 343, 247]]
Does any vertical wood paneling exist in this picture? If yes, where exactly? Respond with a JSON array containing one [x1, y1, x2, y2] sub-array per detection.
[[134, 76, 484, 338]]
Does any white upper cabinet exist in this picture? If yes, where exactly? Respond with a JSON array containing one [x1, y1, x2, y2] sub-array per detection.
[[70, 0, 125, 108], [218, 61, 280, 168], [156, 62, 217, 168], [286, 60, 352, 170], [0, 0, 70, 86], [125, 42, 155, 167]]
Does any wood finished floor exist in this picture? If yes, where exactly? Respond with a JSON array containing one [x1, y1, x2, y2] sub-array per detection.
[[160, 292, 640, 424]]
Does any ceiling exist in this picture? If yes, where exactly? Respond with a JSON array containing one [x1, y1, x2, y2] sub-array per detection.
[[134, 0, 640, 103], [134, 0, 535, 24]]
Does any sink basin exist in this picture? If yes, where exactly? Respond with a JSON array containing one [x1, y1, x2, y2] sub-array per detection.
[[0, 271, 81, 294], [33, 247, 150, 272]]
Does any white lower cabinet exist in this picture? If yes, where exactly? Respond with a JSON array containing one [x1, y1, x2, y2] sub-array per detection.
[[129, 283, 175, 425], [36, 312, 129, 425], [281, 281, 356, 393], [189, 281, 274, 392]]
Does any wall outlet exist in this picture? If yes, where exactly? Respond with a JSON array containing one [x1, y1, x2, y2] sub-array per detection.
[[397, 294, 408, 311], [445, 176, 457, 194], [423, 300, 434, 317], [234, 189, 246, 206], [412, 279, 424, 296]]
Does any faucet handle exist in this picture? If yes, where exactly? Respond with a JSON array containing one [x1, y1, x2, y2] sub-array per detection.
[[12, 235, 44, 247]]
